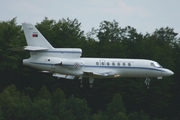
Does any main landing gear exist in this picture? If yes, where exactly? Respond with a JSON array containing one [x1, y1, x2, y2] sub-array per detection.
[[144, 77, 151, 89], [79, 79, 84, 88], [89, 77, 94, 88], [79, 77, 94, 88]]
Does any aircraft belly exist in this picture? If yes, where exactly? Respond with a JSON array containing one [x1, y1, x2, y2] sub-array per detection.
[[150, 70, 162, 77], [24, 58, 168, 79], [119, 68, 150, 77]]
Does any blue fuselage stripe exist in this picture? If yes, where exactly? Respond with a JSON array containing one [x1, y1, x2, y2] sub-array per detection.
[[30, 62, 165, 72]]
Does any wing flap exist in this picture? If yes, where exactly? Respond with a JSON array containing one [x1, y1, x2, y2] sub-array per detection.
[[53, 73, 75, 80], [83, 71, 114, 77]]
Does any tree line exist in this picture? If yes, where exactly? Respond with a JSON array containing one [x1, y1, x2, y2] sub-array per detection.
[[0, 17, 179, 120], [0, 84, 150, 120]]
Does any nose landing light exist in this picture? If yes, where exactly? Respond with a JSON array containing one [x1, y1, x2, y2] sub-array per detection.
[[114, 74, 120, 77]]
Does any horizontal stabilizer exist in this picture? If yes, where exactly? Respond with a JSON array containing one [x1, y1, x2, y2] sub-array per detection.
[[9, 46, 49, 51], [24, 46, 49, 51]]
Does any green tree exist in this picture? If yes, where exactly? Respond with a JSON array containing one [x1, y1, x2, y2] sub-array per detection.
[[0, 107, 5, 120], [0, 18, 25, 70], [51, 88, 75, 120], [113, 112, 128, 120], [36, 85, 52, 100], [16, 95, 32, 120], [106, 93, 127, 119], [0, 18, 29, 92], [65, 95, 91, 120], [52, 88, 65, 105], [95, 20, 127, 57], [30, 99, 53, 120], [0, 85, 22, 120], [128, 111, 149, 120], [120, 26, 144, 58], [92, 111, 108, 120], [36, 17, 85, 48]]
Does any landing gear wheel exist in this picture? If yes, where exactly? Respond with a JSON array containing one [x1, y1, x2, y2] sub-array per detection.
[[144, 78, 151, 89], [89, 83, 93, 88], [79, 83, 84, 88], [89, 77, 94, 88]]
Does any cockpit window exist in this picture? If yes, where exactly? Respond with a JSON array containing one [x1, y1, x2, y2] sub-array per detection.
[[154, 62, 162, 67], [150, 63, 155, 67], [150, 62, 162, 68]]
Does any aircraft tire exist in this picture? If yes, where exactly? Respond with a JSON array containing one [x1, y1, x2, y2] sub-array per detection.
[[89, 83, 93, 88], [79, 84, 84, 88]]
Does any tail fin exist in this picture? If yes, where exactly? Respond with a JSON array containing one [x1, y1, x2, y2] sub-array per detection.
[[22, 23, 54, 50]]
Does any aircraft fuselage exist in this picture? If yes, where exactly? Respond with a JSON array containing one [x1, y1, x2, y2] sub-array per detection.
[[23, 57, 173, 79], [20, 23, 174, 88]]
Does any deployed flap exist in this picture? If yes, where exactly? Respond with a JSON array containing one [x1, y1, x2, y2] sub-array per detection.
[[24, 46, 49, 51], [83, 71, 113, 77], [53, 73, 75, 80], [53, 73, 66, 78], [40, 71, 50, 73]]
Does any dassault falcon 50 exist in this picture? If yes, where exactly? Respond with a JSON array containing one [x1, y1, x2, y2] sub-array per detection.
[[19, 23, 174, 88]]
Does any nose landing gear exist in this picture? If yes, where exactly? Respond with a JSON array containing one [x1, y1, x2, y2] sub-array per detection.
[[144, 78, 151, 89]]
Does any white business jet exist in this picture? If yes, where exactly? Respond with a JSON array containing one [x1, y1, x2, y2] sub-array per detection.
[[21, 23, 174, 88]]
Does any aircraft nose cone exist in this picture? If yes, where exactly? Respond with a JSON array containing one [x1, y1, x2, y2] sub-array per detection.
[[163, 69, 174, 76], [169, 70, 174, 76]]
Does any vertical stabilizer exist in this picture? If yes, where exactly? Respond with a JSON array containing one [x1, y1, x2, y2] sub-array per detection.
[[21, 23, 82, 58], [22, 23, 54, 49]]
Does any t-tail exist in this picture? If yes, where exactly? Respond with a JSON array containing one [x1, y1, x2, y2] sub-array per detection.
[[22, 23, 54, 51], [22, 23, 57, 59], [22, 23, 82, 59]]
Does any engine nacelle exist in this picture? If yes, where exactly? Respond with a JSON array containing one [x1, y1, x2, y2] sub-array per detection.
[[43, 57, 84, 69], [60, 59, 84, 69]]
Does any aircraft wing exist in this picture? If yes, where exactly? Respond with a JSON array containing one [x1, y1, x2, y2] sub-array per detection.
[[54, 62, 62, 66], [83, 71, 114, 77], [39, 71, 75, 79], [53, 73, 75, 79]]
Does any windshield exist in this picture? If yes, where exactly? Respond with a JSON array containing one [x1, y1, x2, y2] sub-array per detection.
[[150, 62, 162, 68]]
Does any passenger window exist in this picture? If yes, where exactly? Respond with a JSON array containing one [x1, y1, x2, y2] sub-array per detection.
[[128, 63, 131, 66], [112, 62, 115, 66], [107, 62, 110, 66], [96, 62, 99, 65], [123, 63, 126, 66], [117, 62, 120, 66], [102, 62, 104, 66]]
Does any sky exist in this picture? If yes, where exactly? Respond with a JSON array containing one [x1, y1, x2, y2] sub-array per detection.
[[0, 0, 180, 36]]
